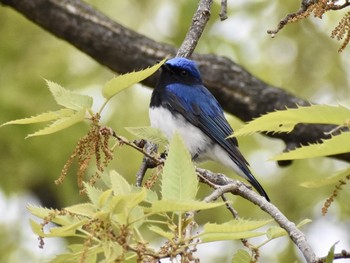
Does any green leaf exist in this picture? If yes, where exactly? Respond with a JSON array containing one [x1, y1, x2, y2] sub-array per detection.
[[102, 58, 166, 100], [49, 219, 89, 237], [30, 218, 88, 238], [234, 104, 350, 137], [28, 205, 53, 219], [272, 132, 350, 161], [326, 242, 338, 263], [231, 249, 251, 263], [45, 79, 93, 110], [84, 183, 104, 207], [161, 132, 198, 201], [29, 219, 45, 236], [301, 168, 350, 188], [26, 109, 86, 138], [149, 225, 175, 240], [205, 219, 273, 232], [125, 126, 168, 145], [64, 203, 96, 217], [50, 245, 102, 263], [109, 170, 131, 195], [128, 206, 144, 228], [266, 226, 287, 239], [28, 205, 80, 227], [200, 230, 264, 242], [102, 241, 123, 262], [1, 109, 75, 126], [98, 189, 113, 208], [146, 200, 225, 213]]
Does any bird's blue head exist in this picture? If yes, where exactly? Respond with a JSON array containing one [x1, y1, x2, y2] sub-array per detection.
[[160, 57, 202, 85]]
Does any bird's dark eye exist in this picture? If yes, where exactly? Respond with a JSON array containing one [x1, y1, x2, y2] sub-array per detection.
[[180, 70, 188, 77]]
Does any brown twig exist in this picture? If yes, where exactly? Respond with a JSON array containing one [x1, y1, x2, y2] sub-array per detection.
[[219, 0, 228, 21], [316, 249, 350, 262], [176, 0, 213, 58]]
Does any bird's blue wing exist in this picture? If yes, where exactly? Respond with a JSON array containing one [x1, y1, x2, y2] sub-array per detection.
[[163, 83, 270, 201], [165, 83, 249, 170]]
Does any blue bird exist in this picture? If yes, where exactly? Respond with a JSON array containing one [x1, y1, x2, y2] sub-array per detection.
[[149, 57, 270, 201]]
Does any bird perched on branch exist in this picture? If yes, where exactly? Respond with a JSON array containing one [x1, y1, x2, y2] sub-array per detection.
[[149, 57, 269, 201]]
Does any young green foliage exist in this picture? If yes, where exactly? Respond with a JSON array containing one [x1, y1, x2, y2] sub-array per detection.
[[234, 104, 350, 136], [161, 132, 198, 201], [272, 132, 350, 161], [102, 58, 166, 100], [199, 219, 273, 242], [1, 80, 92, 138], [326, 242, 338, 263], [231, 249, 251, 263]]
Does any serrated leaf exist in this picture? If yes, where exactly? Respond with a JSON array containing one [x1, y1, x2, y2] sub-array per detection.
[[64, 203, 96, 217], [109, 189, 147, 213], [28, 204, 54, 219], [84, 183, 104, 207], [234, 104, 350, 137], [1, 109, 75, 126], [128, 206, 144, 227], [231, 249, 251, 263], [125, 126, 168, 145], [161, 133, 198, 201], [49, 219, 88, 237], [26, 109, 85, 138], [146, 200, 225, 214], [149, 225, 175, 240], [204, 219, 272, 233], [46, 79, 93, 110], [51, 245, 101, 263], [109, 170, 131, 195], [326, 242, 338, 263], [301, 168, 350, 188], [29, 219, 45, 236], [28, 205, 79, 226], [102, 58, 166, 100], [99, 189, 113, 208], [144, 188, 159, 203], [30, 218, 88, 238], [103, 241, 123, 262], [272, 132, 350, 161]]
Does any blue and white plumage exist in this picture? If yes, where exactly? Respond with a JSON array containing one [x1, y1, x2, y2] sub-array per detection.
[[149, 57, 269, 201]]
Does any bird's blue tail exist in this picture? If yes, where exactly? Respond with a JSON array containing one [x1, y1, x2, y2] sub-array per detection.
[[246, 173, 270, 202]]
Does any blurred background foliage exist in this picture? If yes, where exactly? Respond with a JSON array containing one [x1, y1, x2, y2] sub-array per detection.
[[0, 0, 350, 262]]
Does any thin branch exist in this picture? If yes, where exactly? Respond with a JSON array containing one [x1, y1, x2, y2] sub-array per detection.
[[268, 0, 350, 36], [176, 0, 213, 58], [196, 168, 317, 263], [135, 141, 159, 187], [317, 249, 350, 262], [267, 0, 312, 36], [219, 0, 228, 21]]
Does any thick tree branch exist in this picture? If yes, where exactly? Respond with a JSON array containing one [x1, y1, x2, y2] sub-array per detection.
[[1, 0, 350, 163]]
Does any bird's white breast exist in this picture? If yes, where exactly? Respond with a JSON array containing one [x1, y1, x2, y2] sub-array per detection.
[[149, 107, 211, 157], [149, 107, 249, 180]]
